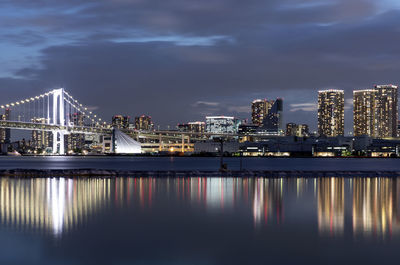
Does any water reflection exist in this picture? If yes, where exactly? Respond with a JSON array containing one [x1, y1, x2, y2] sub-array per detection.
[[317, 178, 345, 236], [0, 177, 400, 239]]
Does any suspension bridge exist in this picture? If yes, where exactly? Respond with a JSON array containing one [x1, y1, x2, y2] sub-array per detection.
[[0, 88, 140, 154]]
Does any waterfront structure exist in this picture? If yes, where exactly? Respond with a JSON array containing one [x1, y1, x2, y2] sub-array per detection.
[[205, 116, 239, 134], [353, 85, 398, 138], [135, 115, 153, 131], [0, 108, 11, 144], [112, 115, 130, 129], [251, 99, 273, 126], [318, 90, 344, 137]]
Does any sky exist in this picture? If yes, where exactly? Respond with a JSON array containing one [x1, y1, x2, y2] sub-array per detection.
[[1, 0, 400, 133]]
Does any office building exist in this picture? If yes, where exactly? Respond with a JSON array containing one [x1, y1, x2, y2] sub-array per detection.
[[112, 115, 130, 129], [135, 115, 154, 131], [353, 85, 398, 138], [205, 116, 240, 134], [318, 90, 344, 137]]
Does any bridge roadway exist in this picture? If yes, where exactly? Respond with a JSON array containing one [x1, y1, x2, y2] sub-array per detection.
[[0, 120, 112, 135], [0, 120, 244, 140]]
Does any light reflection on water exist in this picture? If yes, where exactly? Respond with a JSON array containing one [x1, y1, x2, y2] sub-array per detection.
[[0, 177, 399, 240]]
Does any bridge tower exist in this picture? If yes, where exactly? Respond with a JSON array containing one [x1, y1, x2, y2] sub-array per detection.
[[52, 88, 66, 154]]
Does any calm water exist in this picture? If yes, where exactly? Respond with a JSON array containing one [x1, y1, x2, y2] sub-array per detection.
[[0, 156, 400, 171], [0, 177, 400, 265]]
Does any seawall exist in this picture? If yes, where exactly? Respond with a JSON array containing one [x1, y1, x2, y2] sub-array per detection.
[[0, 169, 400, 178]]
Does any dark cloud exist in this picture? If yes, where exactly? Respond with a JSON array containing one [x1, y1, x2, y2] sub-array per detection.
[[0, 0, 399, 132]]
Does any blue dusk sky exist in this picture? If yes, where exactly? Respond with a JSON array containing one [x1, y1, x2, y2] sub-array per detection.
[[1, 0, 400, 133]]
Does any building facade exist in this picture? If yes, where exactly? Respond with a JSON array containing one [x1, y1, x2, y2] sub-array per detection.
[[178, 121, 205, 133], [262, 98, 283, 133], [286, 123, 297, 136], [112, 115, 130, 129], [66, 112, 85, 152], [251, 99, 273, 126], [353, 89, 376, 137], [135, 115, 154, 131], [318, 90, 344, 137], [0, 108, 11, 144], [353, 85, 398, 138], [31, 117, 52, 151], [286, 123, 309, 137], [375, 85, 398, 138], [205, 116, 239, 134]]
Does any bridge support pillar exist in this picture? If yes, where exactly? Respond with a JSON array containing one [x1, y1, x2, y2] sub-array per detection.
[[52, 131, 65, 155]]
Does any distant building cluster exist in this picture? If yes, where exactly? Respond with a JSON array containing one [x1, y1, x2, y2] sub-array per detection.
[[0, 83, 399, 156]]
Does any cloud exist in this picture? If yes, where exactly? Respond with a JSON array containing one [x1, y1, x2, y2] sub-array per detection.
[[0, 0, 399, 132], [290, 103, 318, 112], [192, 101, 220, 107], [227, 106, 250, 113]]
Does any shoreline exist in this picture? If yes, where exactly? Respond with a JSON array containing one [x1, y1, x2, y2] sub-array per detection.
[[1, 169, 400, 177]]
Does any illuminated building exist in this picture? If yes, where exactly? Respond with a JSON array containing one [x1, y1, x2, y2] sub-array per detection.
[[286, 123, 297, 136], [112, 115, 130, 129], [353, 85, 398, 138], [353, 89, 376, 137], [375, 85, 398, 137], [297, 124, 309, 137], [31, 118, 52, 150], [66, 112, 85, 151], [262, 98, 283, 134], [205, 116, 240, 134], [0, 108, 11, 144], [251, 99, 273, 126], [318, 90, 344, 137], [177, 121, 205, 133], [135, 115, 154, 131]]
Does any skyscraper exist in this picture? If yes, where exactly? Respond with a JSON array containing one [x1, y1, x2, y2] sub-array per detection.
[[375, 85, 398, 138], [112, 115, 130, 129], [353, 89, 376, 137], [262, 98, 283, 133], [135, 115, 154, 131], [353, 85, 398, 138], [318, 90, 344, 137], [251, 99, 273, 126]]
